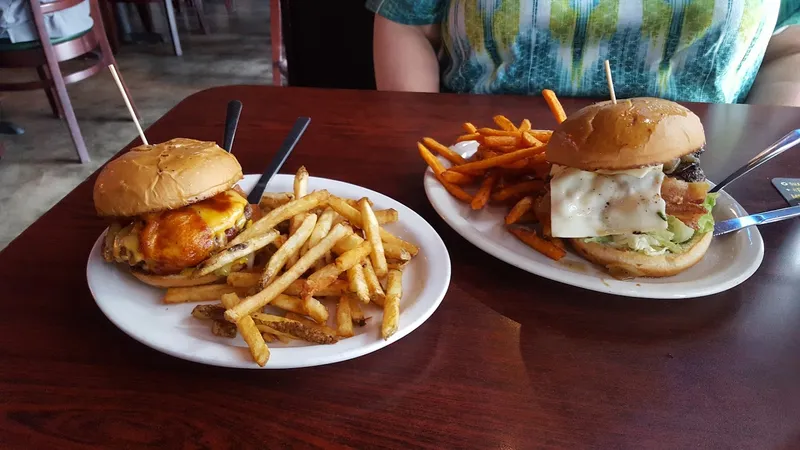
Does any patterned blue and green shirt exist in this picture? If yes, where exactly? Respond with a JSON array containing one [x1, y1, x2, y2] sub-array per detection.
[[367, 0, 800, 103]]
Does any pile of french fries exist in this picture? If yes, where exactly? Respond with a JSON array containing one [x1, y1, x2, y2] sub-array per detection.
[[164, 166, 418, 367], [420, 89, 568, 262]]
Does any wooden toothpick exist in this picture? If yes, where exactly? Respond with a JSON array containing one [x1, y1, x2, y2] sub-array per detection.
[[604, 60, 617, 104], [108, 64, 148, 145]]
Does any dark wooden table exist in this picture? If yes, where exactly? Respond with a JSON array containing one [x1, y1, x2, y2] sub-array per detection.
[[2, 86, 799, 448]]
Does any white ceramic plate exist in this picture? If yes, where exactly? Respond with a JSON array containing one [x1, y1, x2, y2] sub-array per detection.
[[87, 174, 451, 369], [423, 141, 764, 299]]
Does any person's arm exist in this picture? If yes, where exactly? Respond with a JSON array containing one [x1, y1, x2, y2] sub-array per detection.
[[747, 26, 800, 106], [373, 14, 441, 92]]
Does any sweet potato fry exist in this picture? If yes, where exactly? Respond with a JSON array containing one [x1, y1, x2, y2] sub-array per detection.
[[422, 137, 467, 165], [508, 227, 566, 261], [521, 131, 543, 147], [529, 130, 553, 142], [449, 145, 545, 174], [456, 133, 481, 143], [434, 172, 474, 203], [418, 142, 447, 175], [476, 128, 520, 137], [492, 180, 546, 202], [519, 119, 531, 131], [471, 172, 498, 210], [482, 135, 519, 147], [493, 115, 518, 131], [505, 196, 535, 225], [440, 170, 476, 185], [462, 122, 478, 133], [542, 89, 567, 123]]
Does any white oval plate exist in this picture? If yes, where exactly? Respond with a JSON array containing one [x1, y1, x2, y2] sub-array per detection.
[[423, 141, 763, 299], [87, 174, 451, 369]]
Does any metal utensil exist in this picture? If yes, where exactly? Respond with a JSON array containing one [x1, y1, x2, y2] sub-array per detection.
[[246, 117, 311, 204], [713, 205, 800, 236], [222, 100, 243, 152], [709, 129, 800, 193]]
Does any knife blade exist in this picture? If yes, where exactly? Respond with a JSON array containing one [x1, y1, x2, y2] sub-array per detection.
[[713, 205, 800, 237], [246, 117, 311, 205]]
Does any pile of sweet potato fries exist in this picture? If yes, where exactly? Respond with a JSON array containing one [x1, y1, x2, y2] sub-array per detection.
[[419, 89, 569, 261]]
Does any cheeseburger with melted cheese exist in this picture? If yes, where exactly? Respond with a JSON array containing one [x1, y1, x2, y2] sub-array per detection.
[[541, 97, 718, 277], [94, 138, 252, 287]]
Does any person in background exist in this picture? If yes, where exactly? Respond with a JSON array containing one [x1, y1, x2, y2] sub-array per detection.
[[0, 0, 94, 45], [368, 0, 800, 106]]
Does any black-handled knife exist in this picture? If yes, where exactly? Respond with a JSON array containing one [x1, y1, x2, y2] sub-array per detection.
[[222, 100, 243, 152], [246, 117, 311, 204]]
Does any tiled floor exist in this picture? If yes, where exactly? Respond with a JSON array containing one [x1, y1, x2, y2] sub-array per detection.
[[0, 0, 272, 250]]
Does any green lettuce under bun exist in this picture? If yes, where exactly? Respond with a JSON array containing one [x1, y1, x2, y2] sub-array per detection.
[[583, 193, 719, 256]]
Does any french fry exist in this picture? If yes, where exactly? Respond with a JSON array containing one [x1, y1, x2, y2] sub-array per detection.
[[462, 122, 478, 133], [327, 196, 419, 256], [456, 133, 481, 143], [374, 208, 399, 225], [191, 304, 226, 321], [348, 295, 368, 326], [505, 196, 535, 225], [226, 271, 261, 288], [448, 145, 545, 174], [254, 324, 296, 343], [211, 320, 237, 338], [381, 269, 403, 340], [286, 166, 310, 266], [300, 207, 335, 257], [542, 89, 567, 123], [269, 293, 323, 316], [260, 213, 317, 289], [196, 229, 280, 276], [363, 259, 386, 306], [284, 279, 349, 297], [519, 119, 531, 131], [164, 284, 248, 304], [224, 224, 350, 323], [229, 190, 330, 247], [222, 293, 269, 366], [284, 312, 340, 341], [252, 313, 338, 344], [387, 261, 410, 271], [344, 198, 373, 209], [491, 180, 546, 202], [336, 296, 355, 337], [260, 332, 276, 343], [347, 263, 370, 303], [303, 241, 371, 301], [382, 242, 411, 261], [493, 115, 518, 131], [508, 227, 566, 261], [422, 137, 467, 165], [471, 172, 498, 210], [359, 198, 388, 277], [259, 192, 294, 210]]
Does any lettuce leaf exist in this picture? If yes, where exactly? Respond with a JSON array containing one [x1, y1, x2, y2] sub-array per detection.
[[696, 192, 719, 234], [668, 216, 694, 243]]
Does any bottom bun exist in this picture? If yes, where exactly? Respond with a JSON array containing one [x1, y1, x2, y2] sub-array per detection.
[[569, 232, 712, 278], [131, 270, 224, 287]]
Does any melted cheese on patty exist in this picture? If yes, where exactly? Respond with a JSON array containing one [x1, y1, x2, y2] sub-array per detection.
[[550, 164, 668, 238]]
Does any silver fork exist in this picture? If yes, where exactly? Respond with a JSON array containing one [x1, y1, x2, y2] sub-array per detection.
[[709, 129, 800, 193]]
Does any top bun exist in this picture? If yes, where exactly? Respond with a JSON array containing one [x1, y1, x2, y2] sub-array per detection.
[[546, 97, 705, 170], [94, 138, 243, 217]]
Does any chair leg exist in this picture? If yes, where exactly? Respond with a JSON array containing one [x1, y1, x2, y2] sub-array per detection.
[[163, 0, 183, 56], [30, 0, 89, 163], [37, 66, 62, 118], [191, 0, 209, 34]]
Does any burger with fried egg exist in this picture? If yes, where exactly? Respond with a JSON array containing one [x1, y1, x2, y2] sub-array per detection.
[[541, 97, 718, 277], [93, 138, 253, 286]]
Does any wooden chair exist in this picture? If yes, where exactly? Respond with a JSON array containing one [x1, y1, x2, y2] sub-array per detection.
[[0, 0, 138, 163]]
